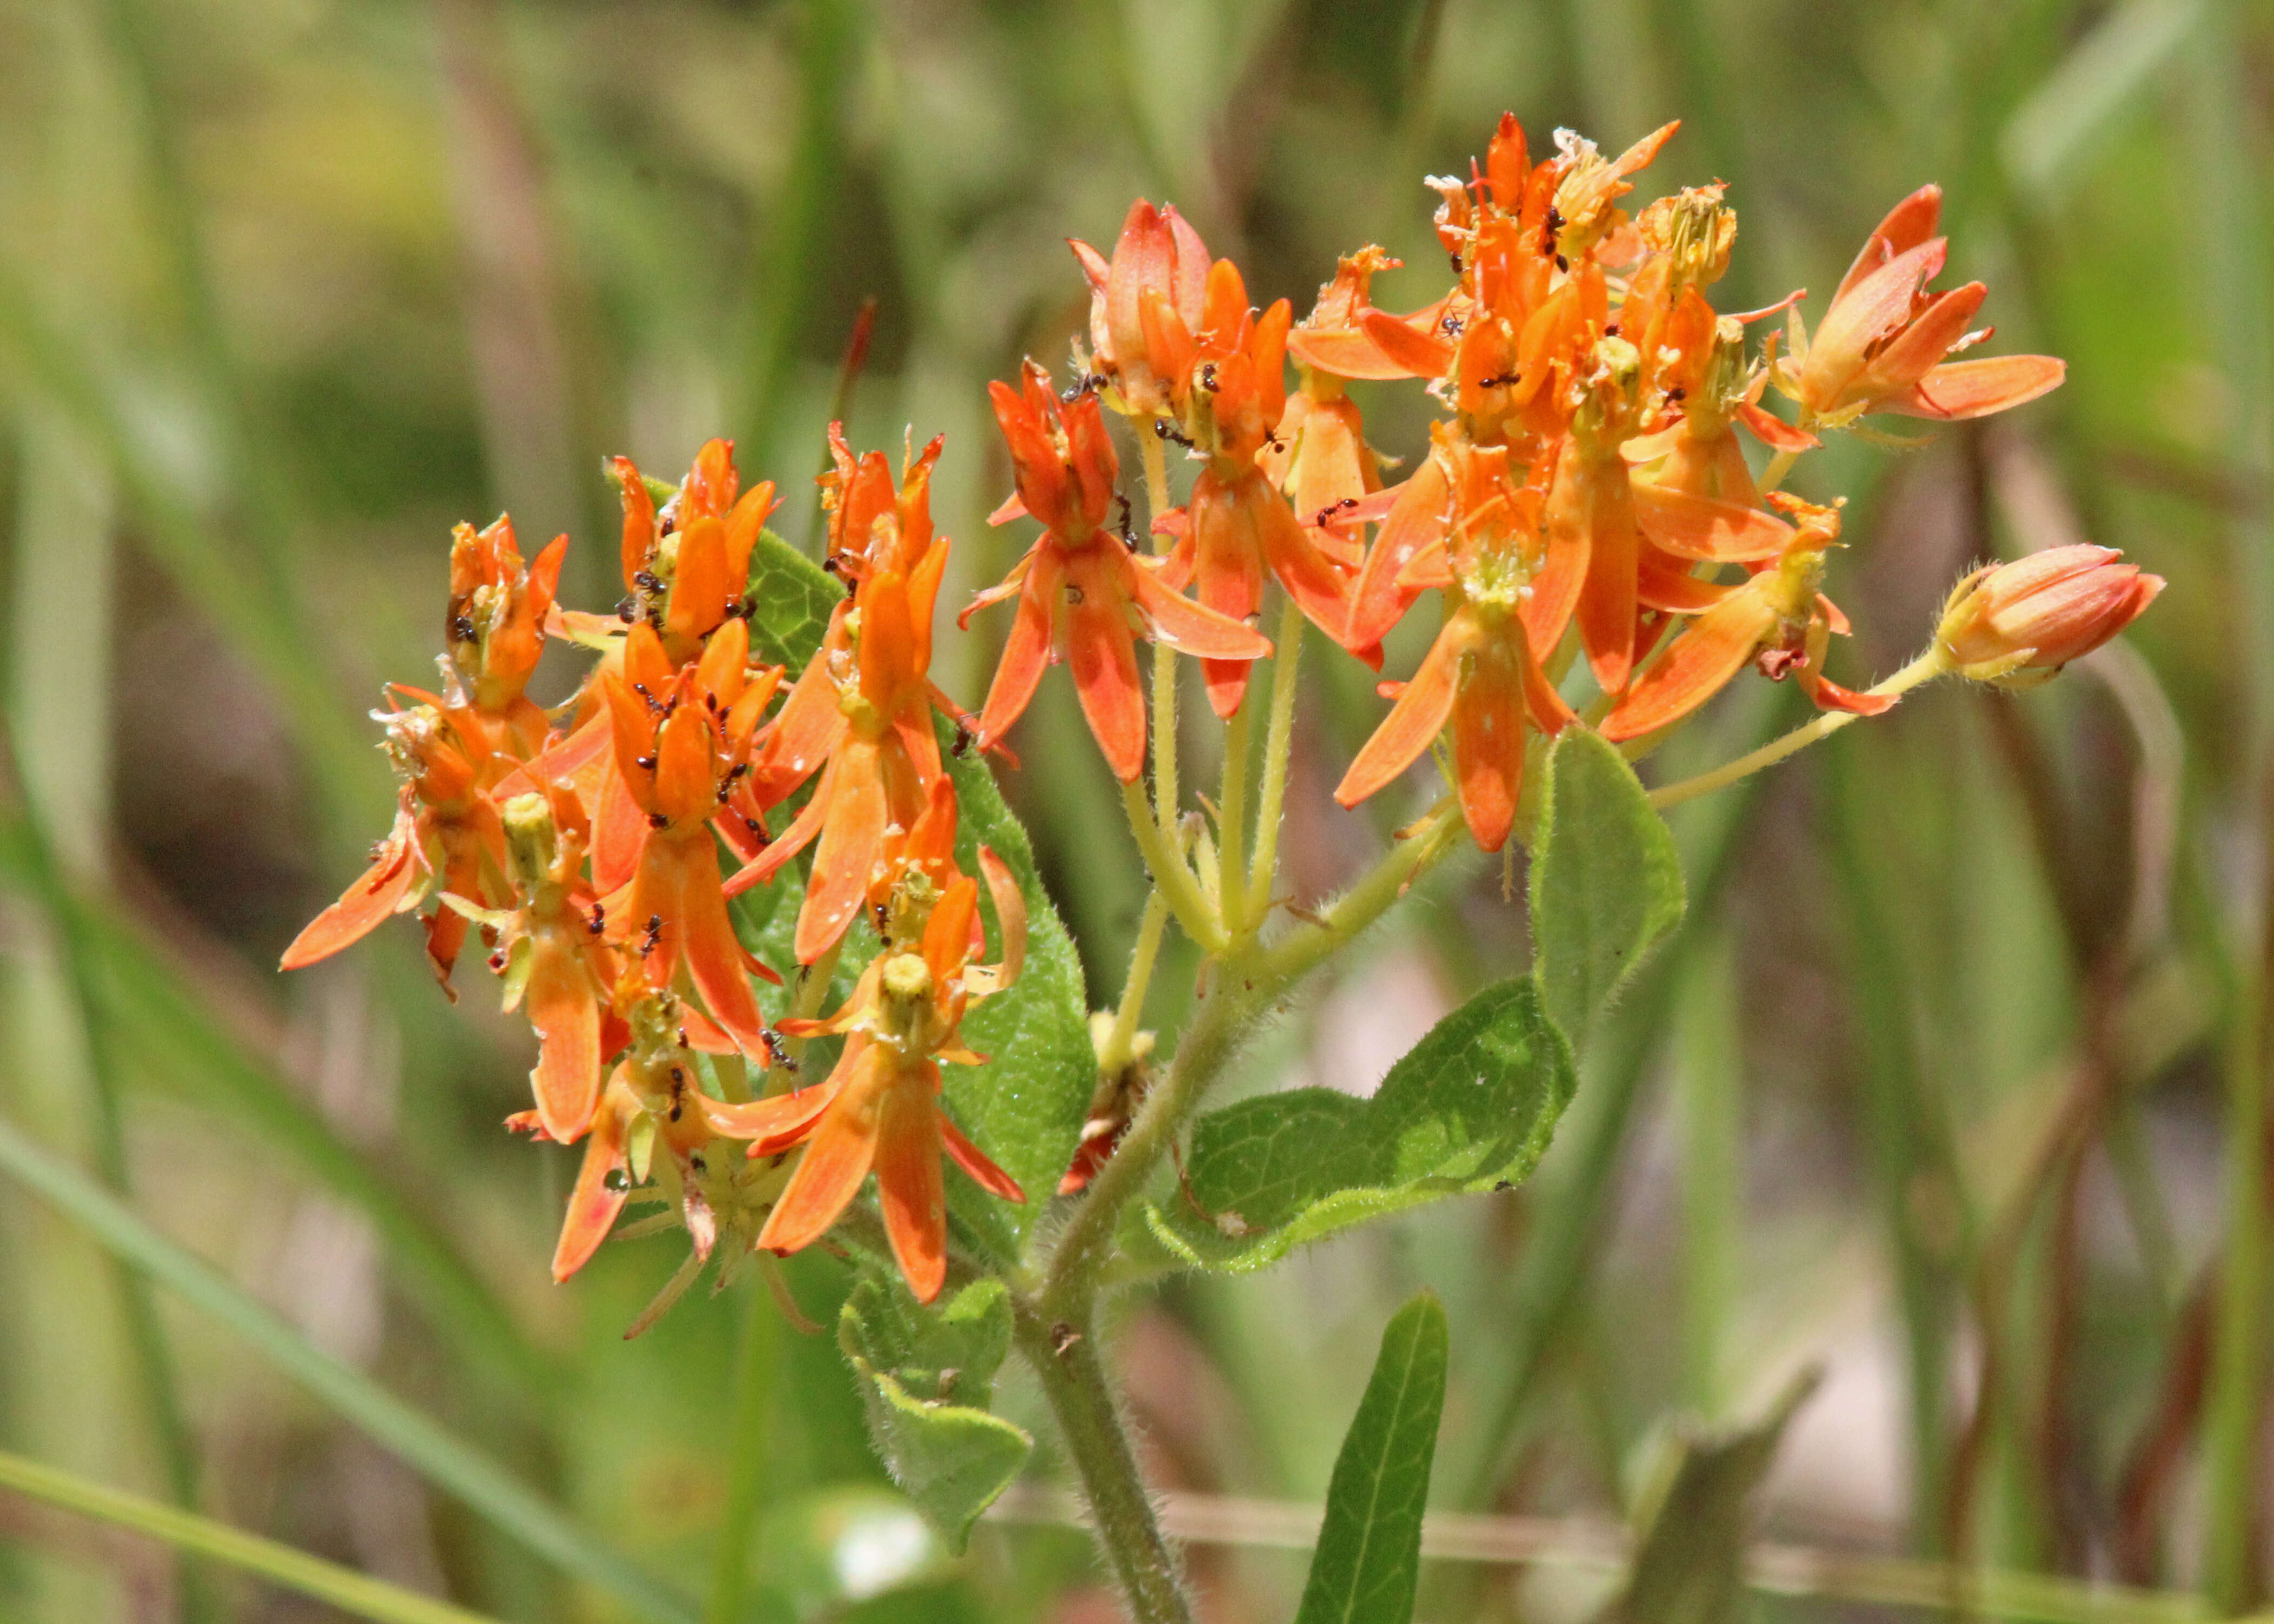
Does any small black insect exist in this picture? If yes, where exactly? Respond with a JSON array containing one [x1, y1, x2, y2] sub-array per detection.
[[451, 614, 476, 643], [743, 815, 768, 840], [1441, 313, 1464, 336], [952, 721, 975, 758], [589, 904, 606, 934], [1448, 249, 1464, 275], [1199, 362, 1219, 392], [1555, 254, 1569, 272], [1314, 497, 1360, 527], [1479, 371, 1521, 389], [762, 1030, 797, 1072], [641, 913, 664, 955], [634, 570, 664, 593], [1604, 322, 1621, 337], [1115, 490, 1137, 549], [647, 812, 670, 830], [1665, 386, 1687, 404], [615, 595, 638, 624], [1153, 420, 1195, 449], [1542, 205, 1565, 255]]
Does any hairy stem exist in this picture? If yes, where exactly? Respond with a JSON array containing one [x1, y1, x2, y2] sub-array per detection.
[[1013, 1302, 1193, 1624], [1120, 779, 1224, 952], [1647, 650, 1945, 811], [1099, 890, 1171, 1077], [1246, 599, 1306, 934]]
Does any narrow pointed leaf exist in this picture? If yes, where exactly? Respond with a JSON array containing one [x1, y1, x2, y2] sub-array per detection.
[[1293, 1291, 1450, 1624]]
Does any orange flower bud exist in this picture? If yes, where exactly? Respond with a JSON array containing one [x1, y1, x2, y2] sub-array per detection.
[[1935, 544, 2163, 684]]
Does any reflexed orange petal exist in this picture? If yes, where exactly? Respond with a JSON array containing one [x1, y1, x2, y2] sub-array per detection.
[[703, 1073, 842, 1155], [552, 1088, 631, 1281], [1128, 562, 1274, 660], [874, 1072, 948, 1302], [1736, 400, 1818, 453], [679, 840, 773, 1052], [1860, 280, 1985, 395], [612, 457, 655, 590], [1600, 593, 1778, 741], [1632, 482, 1794, 563], [724, 758, 830, 899], [526, 934, 601, 1142], [1359, 308, 1453, 377], [796, 737, 887, 962], [1451, 660, 1522, 854], [1349, 464, 1449, 657], [1336, 618, 1462, 808], [976, 549, 1061, 752], [977, 847, 1025, 989], [758, 1050, 887, 1257], [922, 876, 979, 985], [1834, 184, 1942, 305], [1882, 355, 2066, 420], [942, 1113, 1025, 1203], [1572, 464, 1639, 694], [1637, 550, 1735, 614], [281, 807, 422, 969], [1065, 557, 1148, 781]]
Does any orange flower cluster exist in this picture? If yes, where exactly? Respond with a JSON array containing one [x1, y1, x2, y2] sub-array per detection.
[[283, 114, 2152, 1308], [284, 439, 1027, 1304]]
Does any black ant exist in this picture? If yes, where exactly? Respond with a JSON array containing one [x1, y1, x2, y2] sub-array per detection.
[[742, 814, 769, 842], [762, 1030, 797, 1072], [1665, 386, 1688, 405], [588, 903, 606, 934], [1448, 249, 1464, 275], [1441, 313, 1464, 336], [1604, 322, 1621, 337], [614, 596, 638, 623], [1153, 420, 1194, 450], [640, 914, 664, 955], [1542, 205, 1564, 255], [1478, 371, 1521, 389], [1115, 491, 1137, 549], [1314, 497, 1360, 527], [872, 901, 891, 941], [952, 721, 976, 758], [1199, 362, 1219, 392], [646, 812, 670, 830], [633, 570, 664, 593], [451, 614, 476, 643]]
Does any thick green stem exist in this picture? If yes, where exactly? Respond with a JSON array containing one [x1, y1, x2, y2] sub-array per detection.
[[1013, 1303, 1193, 1624], [1246, 599, 1306, 933], [1648, 650, 1946, 812], [1141, 430, 1180, 839]]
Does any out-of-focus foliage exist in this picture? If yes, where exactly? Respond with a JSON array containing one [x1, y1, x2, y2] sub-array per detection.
[[0, 0, 2265, 1621]]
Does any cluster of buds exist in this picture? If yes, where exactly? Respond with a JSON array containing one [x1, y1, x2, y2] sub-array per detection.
[[285, 115, 2160, 1308]]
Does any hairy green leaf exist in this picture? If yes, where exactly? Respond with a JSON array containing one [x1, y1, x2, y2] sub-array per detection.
[[1135, 979, 1576, 1271], [1531, 729, 1685, 1058], [839, 1274, 1032, 1552], [943, 721, 1095, 1249], [1608, 1368, 1820, 1624], [744, 527, 843, 671], [1295, 1291, 1449, 1624]]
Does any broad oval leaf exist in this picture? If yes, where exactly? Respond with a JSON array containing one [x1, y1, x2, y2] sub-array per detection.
[[1529, 728, 1685, 1058], [744, 528, 844, 670], [1135, 979, 1576, 1271], [838, 1274, 1033, 1553], [1294, 1290, 1450, 1624]]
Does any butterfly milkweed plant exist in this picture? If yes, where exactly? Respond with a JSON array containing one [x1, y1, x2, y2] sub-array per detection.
[[282, 116, 2157, 1623]]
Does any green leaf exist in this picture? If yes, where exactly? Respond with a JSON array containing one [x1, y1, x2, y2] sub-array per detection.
[[1293, 1291, 1449, 1624], [1609, 1368, 1821, 1624], [838, 1274, 1033, 1553], [1530, 728, 1685, 1058], [745, 527, 843, 671], [0, 1448, 503, 1624], [0, 1113, 697, 1624], [1135, 979, 1576, 1271], [942, 719, 1095, 1248]]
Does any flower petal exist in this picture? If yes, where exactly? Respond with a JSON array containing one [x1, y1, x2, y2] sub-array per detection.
[[1336, 617, 1462, 807], [874, 1070, 948, 1302]]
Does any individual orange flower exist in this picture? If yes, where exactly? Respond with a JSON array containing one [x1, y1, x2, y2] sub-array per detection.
[[1266, 249, 1397, 571], [605, 439, 781, 664], [532, 986, 756, 1285], [282, 696, 511, 988], [967, 363, 1271, 779], [1935, 544, 2164, 684], [450, 785, 626, 1143], [706, 826, 1029, 1304], [1602, 495, 1891, 741], [1335, 439, 1577, 853], [447, 514, 567, 759], [1147, 258, 1361, 714], [728, 432, 966, 963], [1069, 198, 1212, 420], [1788, 185, 2065, 425], [601, 617, 782, 1055]]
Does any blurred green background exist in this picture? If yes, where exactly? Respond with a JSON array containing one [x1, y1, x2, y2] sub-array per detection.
[[0, 0, 2265, 1620]]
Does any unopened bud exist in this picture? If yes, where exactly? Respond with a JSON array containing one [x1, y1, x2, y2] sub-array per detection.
[[1934, 545, 2162, 685]]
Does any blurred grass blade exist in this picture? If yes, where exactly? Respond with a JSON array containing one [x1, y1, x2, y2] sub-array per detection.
[[1293, 1291, 1449, 1624], [2001, 0, 2204, 206], [0, 1448, 502, 1624], [0, 1113, 699, 1624], [0, 814, 547, 1398], [1608, 1368, 1822, 1624]]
